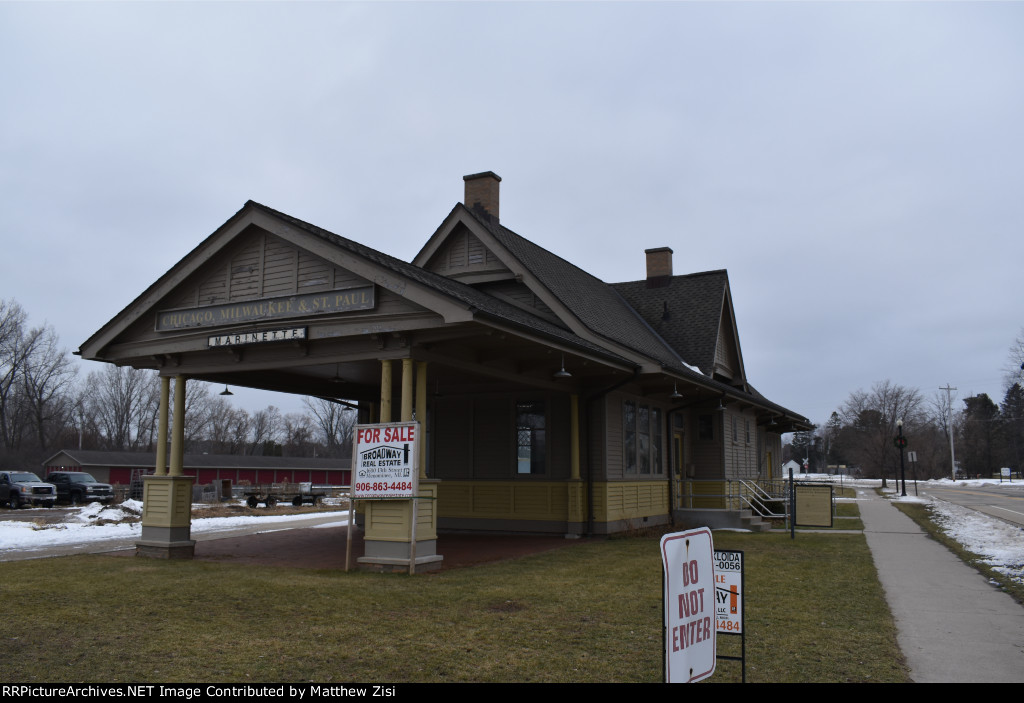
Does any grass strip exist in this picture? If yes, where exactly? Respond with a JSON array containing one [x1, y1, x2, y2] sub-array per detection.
[[0, 529, 906, 683]]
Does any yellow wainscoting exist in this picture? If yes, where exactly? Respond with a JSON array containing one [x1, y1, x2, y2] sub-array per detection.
[[364, 482, 438, 542], [438, 481, 586, 522], [592, 480, 670, 523], [437, 480, 667, 525], [687, 480, 727, 509]]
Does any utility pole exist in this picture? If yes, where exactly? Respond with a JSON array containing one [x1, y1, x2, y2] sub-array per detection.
[[940, 384, 957, 480]]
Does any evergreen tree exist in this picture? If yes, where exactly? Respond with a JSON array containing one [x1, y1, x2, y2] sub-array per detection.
[[960, 394, 1001, 477], [1001, 384, 1024, 472]]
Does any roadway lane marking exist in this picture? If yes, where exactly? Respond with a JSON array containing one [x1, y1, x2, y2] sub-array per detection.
[[927, 488, 1024, 501]]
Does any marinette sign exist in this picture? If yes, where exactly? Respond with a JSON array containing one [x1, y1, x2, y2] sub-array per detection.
[[207, 327, 307, 348]]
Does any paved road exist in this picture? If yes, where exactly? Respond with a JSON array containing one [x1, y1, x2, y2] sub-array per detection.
[[919, 482, 1024, 529], [859, 488, 1024, 682]]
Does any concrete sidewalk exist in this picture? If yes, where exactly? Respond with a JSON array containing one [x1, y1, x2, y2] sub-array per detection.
[[858, 488, 1024, 682]]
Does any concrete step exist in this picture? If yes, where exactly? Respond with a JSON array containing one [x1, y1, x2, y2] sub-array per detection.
[[672, 508, 774, 532]]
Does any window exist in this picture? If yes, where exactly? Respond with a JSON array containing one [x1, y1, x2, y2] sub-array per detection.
[[624, 401, 664, 475], [698, 414, 714, 441], [516, 401, 546, 474]]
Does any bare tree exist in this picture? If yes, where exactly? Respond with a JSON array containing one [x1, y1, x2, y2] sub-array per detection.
[[281, 411, 315, 457], [248, 405, 281, 455], [182, 380, 214, 450], [19, 324, 77, 450], [204, 398, 250, 454], [838, 380, 924, 483], [1004, 329, 1024, 390], [0, 302, 80, 462], [303, 396, 357, 457], [83, 366, 159, 451], [0, 300, 31, 451]]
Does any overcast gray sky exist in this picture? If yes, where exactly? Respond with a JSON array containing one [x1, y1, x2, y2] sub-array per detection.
[[2, 1, 1021, 429]]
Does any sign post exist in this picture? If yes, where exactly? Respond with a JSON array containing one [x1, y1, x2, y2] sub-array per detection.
[[908, 451, 920, 495], [661, 527, 716, 683]]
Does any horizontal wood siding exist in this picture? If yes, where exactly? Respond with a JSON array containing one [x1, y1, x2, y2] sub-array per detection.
[[433, 397, 471, 478], [690, 412, 723, 480], [197, 266, 228, 306], [365, 484, 438, 541], [437, 481, 580, 521], [587, 398, 605, 481], [297, 250, 332, 291], [592, 481, 670, 522], [432, 393, 571, 481], [724, 409, 758, 480], [688, 480, 727, 508], [473, 397, 511, 478], [605, 395, 623, 480], [548, 393, 570, 480]]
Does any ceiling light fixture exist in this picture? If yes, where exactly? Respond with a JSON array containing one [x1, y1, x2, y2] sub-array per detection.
[[329, 363, 344, 384]]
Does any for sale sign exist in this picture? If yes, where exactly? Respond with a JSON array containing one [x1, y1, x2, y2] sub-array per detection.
[[714, 550, 743, 634], [352, 422, 419, 499], [661, 527, 716, 683]]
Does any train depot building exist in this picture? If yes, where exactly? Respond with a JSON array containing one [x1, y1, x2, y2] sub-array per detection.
[[78, 172, 809, 569]]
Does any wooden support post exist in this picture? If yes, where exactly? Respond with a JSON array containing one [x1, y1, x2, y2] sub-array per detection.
[[155, 376, 170, 477], [380, 360, 392, 423]]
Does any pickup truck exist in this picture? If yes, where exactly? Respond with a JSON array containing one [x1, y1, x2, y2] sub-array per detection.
[[1, 471, 57, 509], [47, 471, 114, 504]]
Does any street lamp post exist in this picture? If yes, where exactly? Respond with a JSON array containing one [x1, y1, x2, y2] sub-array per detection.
[[896, 419, 908, 497]]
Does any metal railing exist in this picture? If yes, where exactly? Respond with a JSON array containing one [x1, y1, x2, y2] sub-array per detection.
[[736, 479, 787, 518], [677, 478, 788, 519]]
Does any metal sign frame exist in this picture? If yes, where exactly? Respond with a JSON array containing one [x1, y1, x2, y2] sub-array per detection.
[[714, 549, 746, 683]]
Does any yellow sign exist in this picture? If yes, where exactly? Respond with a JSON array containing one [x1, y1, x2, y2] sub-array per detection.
[[795, 484, 832, 527]]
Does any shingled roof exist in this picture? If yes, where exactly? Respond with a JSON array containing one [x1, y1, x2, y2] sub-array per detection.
[[612, 270, 730, 379], [79, 184, 809, 428], [468, 209, 689, 372], [246, 201, 637, 367]]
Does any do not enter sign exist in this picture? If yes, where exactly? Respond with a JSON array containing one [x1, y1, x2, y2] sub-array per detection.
[[661, 527, 716, 683]]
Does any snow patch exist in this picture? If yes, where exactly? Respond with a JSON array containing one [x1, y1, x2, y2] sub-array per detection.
[[927, 500, 1024, 584]]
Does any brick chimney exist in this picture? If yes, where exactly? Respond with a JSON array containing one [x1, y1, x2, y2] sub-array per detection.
[[645, 247, 673, 281], [463, 171, 501, 223]]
